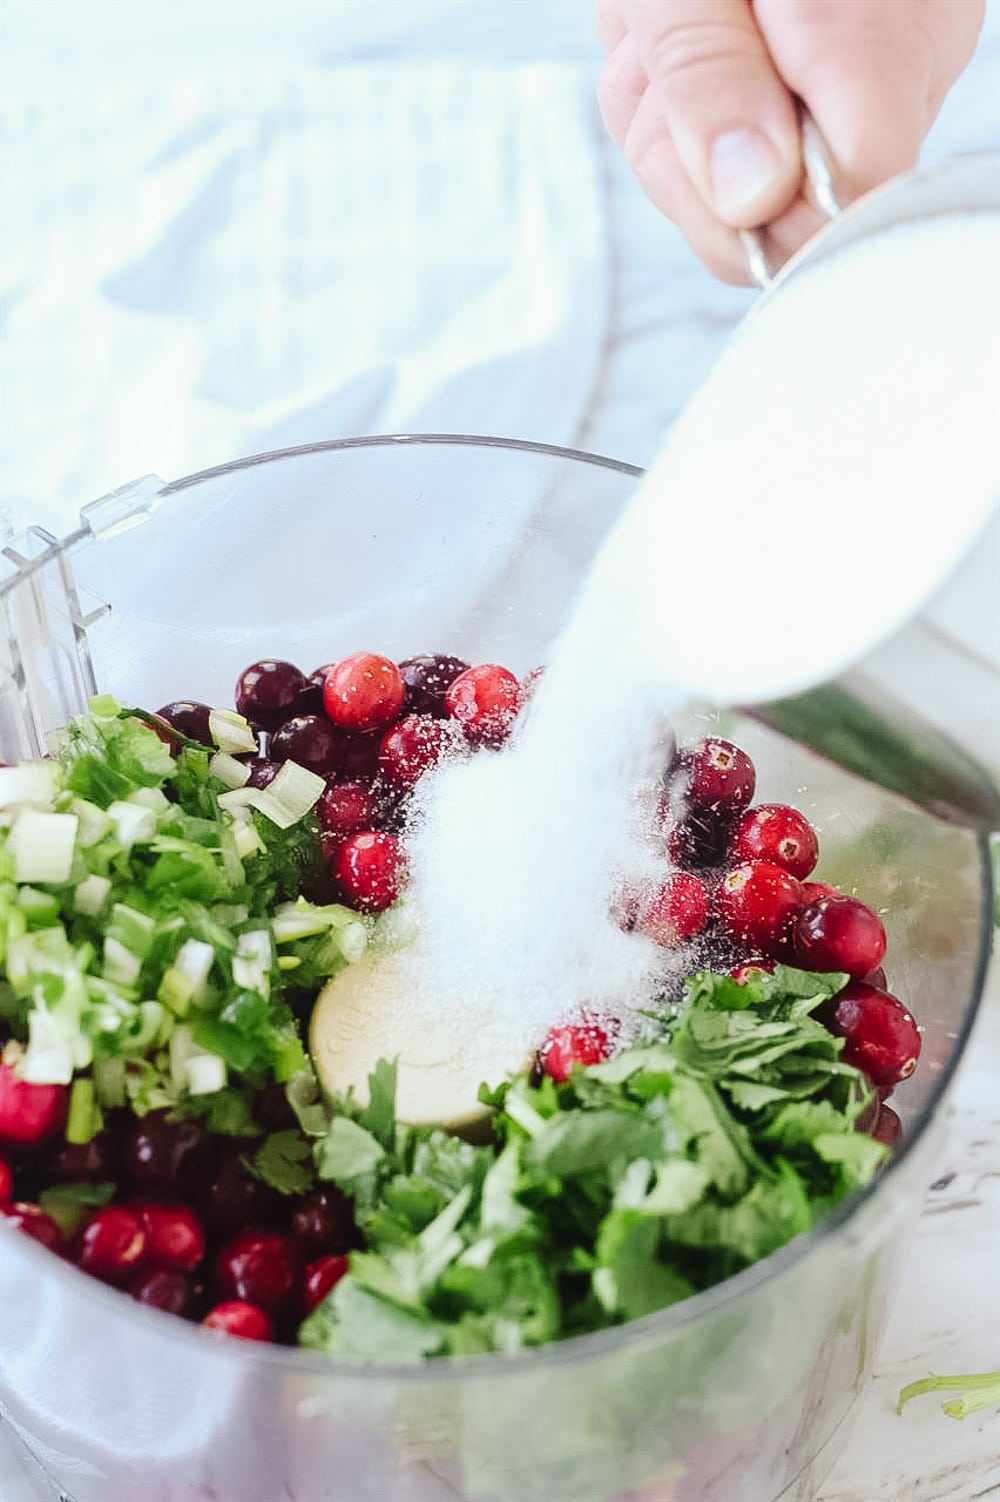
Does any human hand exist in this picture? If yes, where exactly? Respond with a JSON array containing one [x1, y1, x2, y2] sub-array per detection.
[[597, 0, 985, 283]]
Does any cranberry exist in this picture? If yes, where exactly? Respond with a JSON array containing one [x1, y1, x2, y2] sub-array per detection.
[[801, 880, 840, 904], [125, 1112, 214, 1196], [0, 1152, 11, 1203], [679, 738, 755, 818], [155, 700, 213, 746], [635, 873, 709, 947], [337, 732, 384, 781], [215, 1230, 300, 1313], [1, 1202, 64, 1253], [236, 660, 308, 732], [333, 830, 404, 913], [269, 715, 345, 778], [793, 896, 887, 979], [198, 1144, 284, 1239], [290, 1187, 357, 1259], [244, 758, 282, 790], [75, 1206, 147, 1285], [0, 1064, 68, 1145], [379, 714, 462, 789], [303, 1254, 349, 1314], [729, 958, 775, 983], [816, 981, 921, 1090], [872, 1104, 902, 1150], [665, 809, 733, 870], [399, 654, 470, 717], [252, 1081, 299, 1133], [732, 804, 818, 881], [317, 780, 376, 839], [323, 653, 405, 734], [715, 861, 804, 955], [444, 664, 521, 747], [539, 1023, 611, 1084], [131, 1202, 205, 1272], [48, 1130, 119, 1184], [203, 1301, 274, 1342], [129, 1267, 198, 1317]]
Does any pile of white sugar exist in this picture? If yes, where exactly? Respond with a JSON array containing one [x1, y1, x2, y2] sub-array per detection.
[[377, 216, 1000, 1086]]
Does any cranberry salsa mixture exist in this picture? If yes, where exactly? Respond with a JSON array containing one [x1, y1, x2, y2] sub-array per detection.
[[0, 652, 919, 1359]]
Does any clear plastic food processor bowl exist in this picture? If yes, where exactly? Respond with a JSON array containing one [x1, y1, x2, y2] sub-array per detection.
[[0, 437, 993, 1502]]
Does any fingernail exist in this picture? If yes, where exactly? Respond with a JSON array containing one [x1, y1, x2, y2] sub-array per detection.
[[710, 128, 782, 223]]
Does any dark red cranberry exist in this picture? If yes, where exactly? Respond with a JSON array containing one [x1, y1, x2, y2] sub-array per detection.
[[679, 738, 755, 818], [155, 700, 213, 746], [323, 653, 405, 733], [635, 873, 710, 947], [715, 861, 804, 955], [337, 732, 384, 781], [444, 664, 521, 747], [0, 1152, 11, 1203], [333, 830, 404, 913], [317, 780, 376, 839], [732, 804, 818, 881], [665, 808, 734, 870], [129, 1267, 198, 1318], [1, 1202, 65, 1253], [801, 880, 840, 904], [236, 660, 308, 732], [539, 1023, 611, 1084], [215, 1230, 300, 1313], [399, 654, 471, 717], [75, 1207, 147, 1284], [48, 1130, 119, 1184], [244, 758, 282, 790], [252, 1082, 299, 1133], [131, 1202, 205, 1272], [197, 1144, 284, 1239], [854, 1090, 882, 1136], [203, 1300, 274, 1342], [303, 1254, 349, 1314], [0, 1064, 68, 1146], [290, 1187, 357, 1259], [872, 1104, 902, 1150], [269, 715, 345, 778], [124, 1112, 214, 1196], [794, 896, 887, 980], [379, 714, 462, 789], [816, 981, 921, 1090], [729, 958, 775, 983]]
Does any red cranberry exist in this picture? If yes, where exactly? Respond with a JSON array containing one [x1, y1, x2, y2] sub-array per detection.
[[129, 1267, 198, 1318], [76, 1207, 147, 1285], [665, 809, 734, 870], [679, 738, 755, 817], [793, 896, 887, 979], [379, 714, 462, 789], [323, 653, 405, 733], [729, 958, 775, 983], [125, 1112, 214, 1195], [444, 664, 521, 747], [399, 654, 470, 717], [131, 1202, 205, 1272], [333, 830, 405, 913], [155, 701, 213, 746], [715, 861, 804, 955], [0, 1152, 12, 1203], [1, 1202, 65, 1253], [0, 1065, 68, 1146], [203, 1301, 274, 1342], [872, 1104, 902, 1150], [215, 1230, 300, 1313], [303, 1254, 349, 1314], [539, 1023, 611, 1084], [269, 715, 345, 778], [48, 1130, 119, 1184], [801, 880, 840, 904], [317, 780, 376, 838], [337, 732, 384, 781], [732, 804, 818, 881], [244, 758, 281, 790], [816, 981, 921, 1090], [236, 660, 308, 732], [635, 873, 710, 947], [198, 1144, 284, 1239], [290, 1186, 357, 1259]]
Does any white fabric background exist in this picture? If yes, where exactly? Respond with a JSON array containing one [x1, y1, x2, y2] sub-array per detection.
[[0, 1, 998, 1497]]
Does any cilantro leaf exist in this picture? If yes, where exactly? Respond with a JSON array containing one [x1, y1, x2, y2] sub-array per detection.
[[244, 1130, 317, 1196]]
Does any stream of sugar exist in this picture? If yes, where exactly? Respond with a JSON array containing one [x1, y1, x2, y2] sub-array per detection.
[[343, 215, 1000, 1102]]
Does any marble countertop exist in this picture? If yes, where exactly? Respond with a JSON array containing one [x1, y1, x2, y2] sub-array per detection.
[[3, 957, 997, 1501]]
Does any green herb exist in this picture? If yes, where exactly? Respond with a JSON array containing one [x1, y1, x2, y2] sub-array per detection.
[[39, 1181, 116, 1237], [897, 1370, 1000, 1420], [243, 1129, 317, 1196], [303, 967, 885, 1361]]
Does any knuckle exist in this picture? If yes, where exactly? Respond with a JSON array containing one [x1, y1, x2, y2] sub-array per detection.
[[645, 19, 763, 92]]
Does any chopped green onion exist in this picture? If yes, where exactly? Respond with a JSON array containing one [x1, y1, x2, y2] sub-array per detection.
[[233, 930, 273, 996], [0, 763, 60, 809], [66, 1077, 103, 1144], [74, 873, 112, 917], [103, 936, 142, 987], [9, 809, 78, 884], [266, 760, 325, 820], [186, 1053, 228, 1096], [897, 1371, 1000, 1420], [93, 1056, 126, 1108], [209, 752, 252, 789], [107, 800, 157, 849], [208, 708, 258, 756]]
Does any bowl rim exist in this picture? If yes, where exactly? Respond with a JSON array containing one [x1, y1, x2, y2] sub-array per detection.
[[2, 433, 994, 1385]]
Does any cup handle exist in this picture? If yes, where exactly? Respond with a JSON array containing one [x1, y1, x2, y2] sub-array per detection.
[[739, 108, 846, 287]]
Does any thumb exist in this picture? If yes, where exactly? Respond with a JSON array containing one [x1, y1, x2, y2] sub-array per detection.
[[624, 0, 802, 228]]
